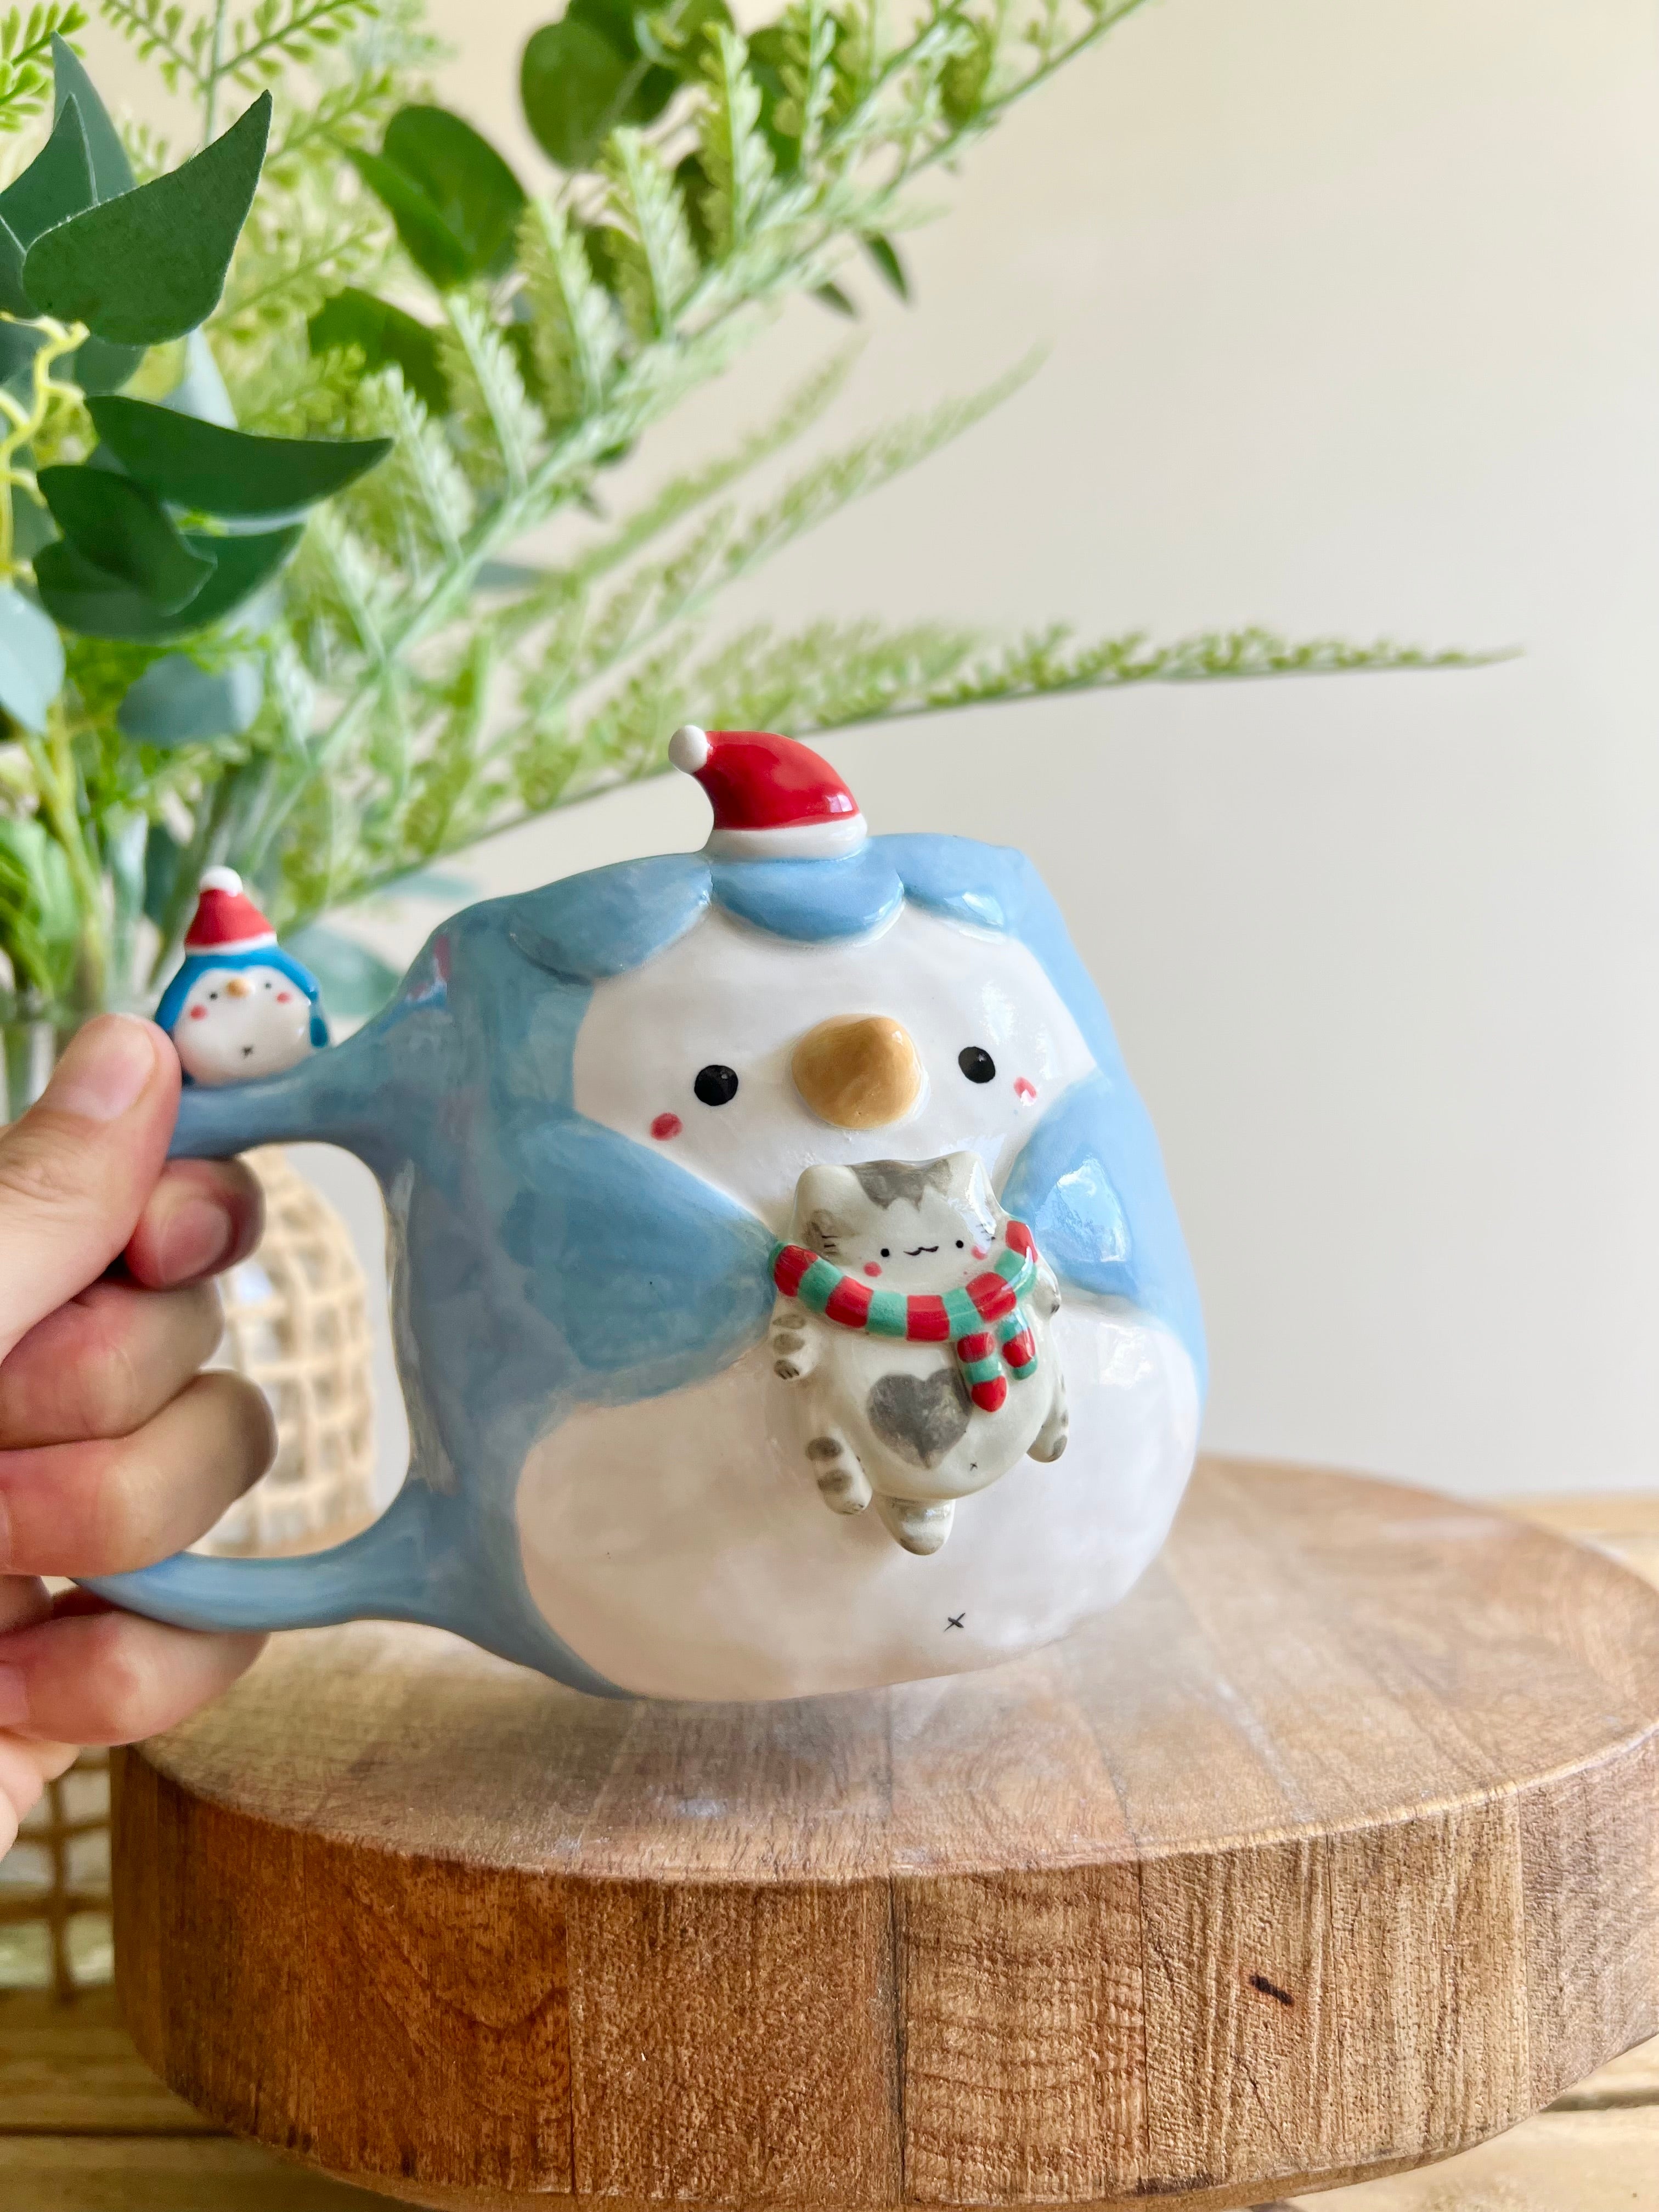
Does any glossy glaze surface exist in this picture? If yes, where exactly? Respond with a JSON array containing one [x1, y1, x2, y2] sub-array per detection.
[[83, 831, 1206, 1700]]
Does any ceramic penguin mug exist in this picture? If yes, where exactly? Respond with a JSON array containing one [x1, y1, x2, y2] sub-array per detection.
[[84, 730, 1206, 1702]]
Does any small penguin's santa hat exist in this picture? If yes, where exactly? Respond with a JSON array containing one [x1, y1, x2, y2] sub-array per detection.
[[668, 726, 867, 860], [183, 867, 279, 956]]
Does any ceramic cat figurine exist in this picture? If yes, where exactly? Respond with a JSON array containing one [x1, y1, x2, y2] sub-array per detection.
[[769, 1152, 1068, 1554]]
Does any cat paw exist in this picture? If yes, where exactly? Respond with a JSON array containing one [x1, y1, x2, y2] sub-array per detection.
[[879, 1496, 955, 1555], [1029, 1424, 1069, 1463], [807, 1435, 870, 1511]]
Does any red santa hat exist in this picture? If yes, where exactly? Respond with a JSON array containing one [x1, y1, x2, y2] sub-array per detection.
[[668, 726, 867, 859], [184, 867, 278, 955]]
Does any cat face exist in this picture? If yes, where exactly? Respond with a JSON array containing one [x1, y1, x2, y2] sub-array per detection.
[[789, 1150, 999, 1291]]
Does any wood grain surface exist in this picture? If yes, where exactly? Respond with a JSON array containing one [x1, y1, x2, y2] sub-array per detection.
[[109, 1458, 1659, 2212]]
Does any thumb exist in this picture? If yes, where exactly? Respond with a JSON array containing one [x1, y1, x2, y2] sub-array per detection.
[[0, 1015, 178, 1365]]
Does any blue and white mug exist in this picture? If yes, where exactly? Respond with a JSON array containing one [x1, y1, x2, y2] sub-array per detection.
[[86, 731, 1204, 1702]]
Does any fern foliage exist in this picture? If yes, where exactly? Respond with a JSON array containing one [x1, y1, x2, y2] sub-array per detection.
[[0, 0, 1483, 1025], [0, 4, 82, 134]]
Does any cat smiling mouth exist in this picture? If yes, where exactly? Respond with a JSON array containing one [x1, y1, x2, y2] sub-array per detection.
[[904, 1244, 939, 1256]]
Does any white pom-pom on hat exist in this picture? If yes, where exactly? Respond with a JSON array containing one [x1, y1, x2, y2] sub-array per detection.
[[668, 724, 711, 773], [200, 866, 244, 894]]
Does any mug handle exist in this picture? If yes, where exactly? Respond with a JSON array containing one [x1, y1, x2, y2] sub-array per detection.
[[77, 1024, 447, 1636]]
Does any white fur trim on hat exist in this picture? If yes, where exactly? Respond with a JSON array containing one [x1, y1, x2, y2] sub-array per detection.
[[704, 815, 869, 861]]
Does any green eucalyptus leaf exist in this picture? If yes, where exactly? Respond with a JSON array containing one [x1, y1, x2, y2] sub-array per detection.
[[0, 324, 42, 397], [351, 106, 523, 287], [285, 923, 400, 1022], [0, 585, 65, 732], [23, 94, 270, 345], [567, 0, 639, 57], [35, 523, 301, 641], [521, 19, 674, 171], [308, 287, 448, 415], [10, 486, 55, 562], [38, 464, 216, 613], [639, 0, 732, 77], [88, 397, 391, 517], [51, 35, 136, 202], [348, 148, 472, 288], [862, 234, 910, 301], [814, 281, 856, 318], [0, 217, 27, 318], [117, 653, 263, 745], [71, 337, 144, 396], [0, 97, 93, 251]]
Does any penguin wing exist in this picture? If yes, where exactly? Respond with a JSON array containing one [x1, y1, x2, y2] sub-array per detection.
[[1000, 1069, 1206, 1400]]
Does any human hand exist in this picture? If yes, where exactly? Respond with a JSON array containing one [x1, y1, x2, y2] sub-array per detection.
[[0, 1015, 273, 1860]]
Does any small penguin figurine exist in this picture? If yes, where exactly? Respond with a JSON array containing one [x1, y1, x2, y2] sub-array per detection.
[[155, 868, 328, 1087]]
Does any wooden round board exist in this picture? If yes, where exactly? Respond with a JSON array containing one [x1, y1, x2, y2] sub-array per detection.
[[111, 1458, 1659, 2212]]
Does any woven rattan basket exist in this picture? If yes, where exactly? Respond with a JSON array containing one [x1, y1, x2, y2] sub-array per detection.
[[0, 1147, 377, 1995]]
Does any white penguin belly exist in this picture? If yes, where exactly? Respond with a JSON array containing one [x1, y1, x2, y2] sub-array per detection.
[[514, 1296, 1200, 1701]]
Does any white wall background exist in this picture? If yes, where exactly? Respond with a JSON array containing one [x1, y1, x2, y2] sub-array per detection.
[[92, 0, 1659, 1498]]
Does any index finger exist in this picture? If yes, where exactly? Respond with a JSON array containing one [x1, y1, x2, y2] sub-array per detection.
[[0, 1016, 178, 1364]]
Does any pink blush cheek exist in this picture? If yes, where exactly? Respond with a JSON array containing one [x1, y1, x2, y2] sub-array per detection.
[[1013, 1076, 1038, 1102], [972, 1244, 988, 1260], [276, 990, 293, 1003], [188, 1005, 208, 1020], [863, 1261, 883, 1278], [651, 1112, 683, 1141]]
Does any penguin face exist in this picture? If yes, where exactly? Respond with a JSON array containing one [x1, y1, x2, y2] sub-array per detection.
[[572, 904, 1096, 1232], [172, 963, 317, 1086]]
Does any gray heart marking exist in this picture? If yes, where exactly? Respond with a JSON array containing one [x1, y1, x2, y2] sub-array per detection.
[[867, 1369, 970, 1470]]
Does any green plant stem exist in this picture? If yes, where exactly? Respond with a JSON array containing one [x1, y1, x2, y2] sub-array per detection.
[[0, 315, 87, 575], [23, 715, 108, 1013], [202, 0, 232, 145], [145, 768, 241, 990]]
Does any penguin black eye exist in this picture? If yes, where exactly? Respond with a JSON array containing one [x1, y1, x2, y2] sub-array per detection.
[[209, 990, 218, 1000], [956, 1239, 964, 1249], [693, 1063, 739, 1107], [958, 1045, 996, 1084], [880, 1248, 890, 1259]]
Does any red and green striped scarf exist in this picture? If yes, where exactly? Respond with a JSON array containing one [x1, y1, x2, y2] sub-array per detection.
[[769, 1221, 1041, 1414]]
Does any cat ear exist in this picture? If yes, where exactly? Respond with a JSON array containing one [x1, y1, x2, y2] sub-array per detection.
[[945, 1149, 998, 1233], [792, 1161, 861, 1237]]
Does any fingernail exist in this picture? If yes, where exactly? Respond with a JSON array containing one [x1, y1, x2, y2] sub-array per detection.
[[0, 1664, 28, 1729], [44, 1015, 161, 1124], [155, 1194, 235, 1285]]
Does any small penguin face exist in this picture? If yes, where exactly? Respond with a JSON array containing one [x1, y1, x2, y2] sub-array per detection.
[[792, 1152, 999, 1289], [573, 904, 1095, 1230], [172, 963, 315, 1086]]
